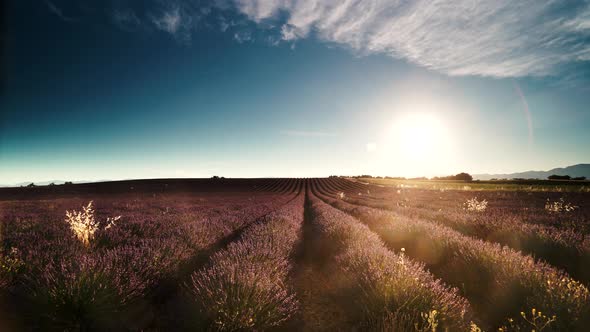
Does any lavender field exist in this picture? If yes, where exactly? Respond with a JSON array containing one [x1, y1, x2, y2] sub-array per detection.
[[0, 178, 588, 331]]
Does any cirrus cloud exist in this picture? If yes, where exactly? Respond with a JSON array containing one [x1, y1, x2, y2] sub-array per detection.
[[232, 0, 590, 77], [45, 0, 77, 22], [111, 9, 141, 31], [150, 5, 196, 43]]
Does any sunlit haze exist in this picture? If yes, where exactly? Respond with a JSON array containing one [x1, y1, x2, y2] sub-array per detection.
[[381, 112, 454, 177]]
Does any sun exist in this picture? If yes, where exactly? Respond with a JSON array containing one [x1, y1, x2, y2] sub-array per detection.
[[382, 112, 454, 177], [395, 113, 446, 158]]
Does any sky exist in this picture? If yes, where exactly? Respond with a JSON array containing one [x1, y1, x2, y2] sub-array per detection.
[[1, 0, 590, 184]]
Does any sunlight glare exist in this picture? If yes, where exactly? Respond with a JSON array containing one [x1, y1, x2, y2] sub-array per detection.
[[396, 114, 445, 158], [383, 112, 454, 177]]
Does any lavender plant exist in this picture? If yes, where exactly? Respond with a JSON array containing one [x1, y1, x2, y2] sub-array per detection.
[[188, 194, 304, 330], [307, 191, 471, 330], [314, 187, 589, 330]]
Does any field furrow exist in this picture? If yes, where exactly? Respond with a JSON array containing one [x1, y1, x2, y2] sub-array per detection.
[[185, 192, 305, 330], [320, 178, 590, 284], [312, 180, 590, 330], [1, 178, 589, 331], [298, 185, 472, 330], [0, 180, 300, 330]]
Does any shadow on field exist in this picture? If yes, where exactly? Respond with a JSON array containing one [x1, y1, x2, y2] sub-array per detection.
[[281, 189, 363, 331], [280, 189, 316, 331]]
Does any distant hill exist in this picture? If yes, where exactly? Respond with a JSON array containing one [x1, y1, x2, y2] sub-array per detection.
[[474, 164, 590, 180], [0, 179, 112, 188], [0, 180, 69, 188], [21, 180, 67, 186]]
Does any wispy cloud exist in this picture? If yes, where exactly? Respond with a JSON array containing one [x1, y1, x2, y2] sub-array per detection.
[[220, 18, 231, 32], [219, 15, 240, 32], [232, 0, 590, 78], [234, 30, 252, 43], [111, 9, 141, 31], [60, 1, 590, 79], [45, 1, 76, 22], [280, 130, 337, 137], [151, 6, 193, 43], [153, 7, 182, 34], [280, 24, 299, 41]]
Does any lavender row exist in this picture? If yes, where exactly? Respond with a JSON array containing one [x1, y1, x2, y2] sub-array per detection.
[[306, 190, 471, 330], [0, 192, 296, 329], [319, 178, 590, 285], [313, 184, 589, 331], [330, 177, 590, 235], [187, 193, 305, 330]]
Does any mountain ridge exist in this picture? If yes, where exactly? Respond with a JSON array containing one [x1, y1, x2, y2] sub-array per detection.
[[474, 164, 590, 180]]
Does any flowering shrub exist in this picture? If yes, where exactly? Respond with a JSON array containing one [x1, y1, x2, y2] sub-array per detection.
[[320, 177, 590, 285], [21, 239, 195, 330], [189, 194, 304, 330], [470, 322, 483, 331], [1, 177, 588, 330], [65, 201, 120, 247], [464, 197, 488, 212], [312, 184, 589, 331], [0, 247, 24, 288], [421, 310, 439, 332], [0, 184, 299, 329], [545, 197, 578, 213], [308, 191, 470, 330], [499, 308, 557, 331]]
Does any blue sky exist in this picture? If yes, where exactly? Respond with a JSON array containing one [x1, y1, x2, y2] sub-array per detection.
[[1, 0, 590, 183]]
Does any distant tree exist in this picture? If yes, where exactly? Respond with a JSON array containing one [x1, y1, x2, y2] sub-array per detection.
[[211, 176, 220, 179], [433, 174, 469, 181], [548, 174, 571, 180], [48, 182, 56, 186], [64, 181, 73, 185], [454, 172, 473, 182], [409, 177, 428, 180], [26, 183, 36, 187]]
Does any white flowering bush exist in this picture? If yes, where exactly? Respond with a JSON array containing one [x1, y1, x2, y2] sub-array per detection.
[[464, 197, 488, 212], [545, 197, 578, 213], [65, 201, 120, 247]]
